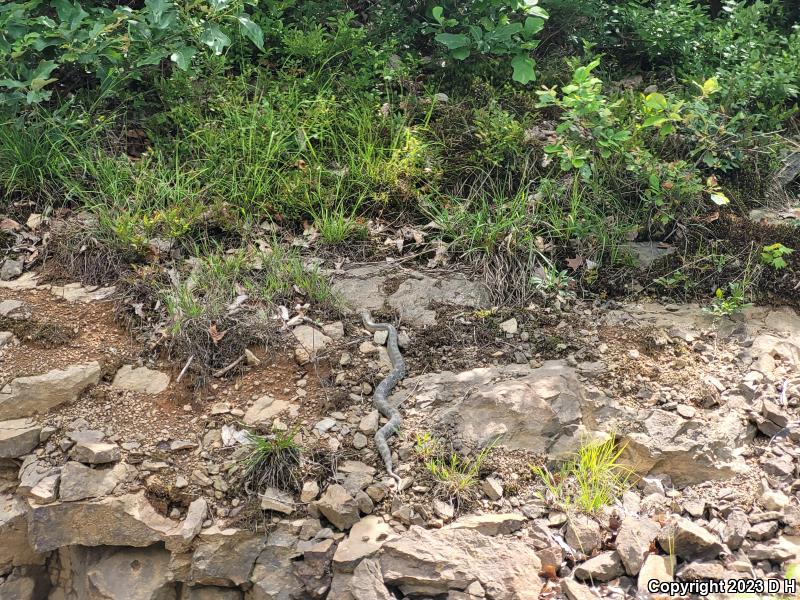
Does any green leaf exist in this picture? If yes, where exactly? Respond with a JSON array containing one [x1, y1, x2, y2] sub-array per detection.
[[200, 25, 231, 55], [31, 60, 58, 82], [145, 0, 172, 26], [523, 16, 545, 36], [434, 32, 470, 50], [511, 53, 535, 84], [710, 192, 730, 205], [237, 15, 264, 50], [642, 115, 666, 128], [643, 92, 667, 110], [170, 46, 197, 70], [208, 0, 232, 10], [451, 46, 470, 60], [432, 6, 444, 24]]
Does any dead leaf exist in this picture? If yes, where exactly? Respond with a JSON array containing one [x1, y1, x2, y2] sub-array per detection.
[[539, 564, 558, 581], [208, 323, 227, 345], [0, 218, 20, 232], [295, 159, 307, 170], [565, 256, 584, 270]]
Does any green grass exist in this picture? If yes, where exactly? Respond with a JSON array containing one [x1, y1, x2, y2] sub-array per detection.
[[415, 432, 497, 506], [240, 428, 303, 493], [532, 435, 633, 513]]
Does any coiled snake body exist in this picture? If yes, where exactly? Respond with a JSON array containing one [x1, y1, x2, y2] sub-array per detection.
[[362, 311, 406, 488]]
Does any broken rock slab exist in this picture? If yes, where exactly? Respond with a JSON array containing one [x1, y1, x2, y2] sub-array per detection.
[[112, 365, 170, 395], [27, 491, 180, 552], [293, 325, 332, 363], [1, 493, 46, 571], [380, 525, 543, 598], [86, 546, 176, 600], [329, 558, 392, 600], [333, 515, 393, 573], [622, 408, 750, 488], [186, 526, 267, 587], [244, 395, 289, 426], [0, 418, 41, 458], [0, 362, 101, 420], [58, 461, 132, 502]]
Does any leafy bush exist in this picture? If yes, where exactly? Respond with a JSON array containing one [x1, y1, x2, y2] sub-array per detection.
[[426, 0, 549, 84], [761, 243, 794, 270], [0, 0, 265, 113]]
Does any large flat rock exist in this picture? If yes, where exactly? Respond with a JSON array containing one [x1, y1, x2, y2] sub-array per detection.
[[0, 362, 101, 419]]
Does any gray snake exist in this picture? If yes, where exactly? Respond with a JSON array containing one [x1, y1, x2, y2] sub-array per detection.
[[362, 311, 406, 488]]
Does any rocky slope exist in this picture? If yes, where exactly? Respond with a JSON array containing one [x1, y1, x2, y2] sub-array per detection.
[[0, 260, 799, 599]]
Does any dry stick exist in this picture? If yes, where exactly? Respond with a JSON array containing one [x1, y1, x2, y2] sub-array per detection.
[[176, 354, 195, 383], [212, 354, 245, 378]]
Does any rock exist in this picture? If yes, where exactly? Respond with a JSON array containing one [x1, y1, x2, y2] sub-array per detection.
[[183, 587, 243, 600], [26, 213, 43, 230], [0, 418, 41, 458], [574, 551, 625, 582], [87, 546, 176, 600], [481, 477, 503, 500], [180, 498, 208, 544], [561, 578, 598, 600], [722, 510, 751, 551], [447, 513, 526, 537], [433, 499, 455, 521], [761, 489, 790, 511], [294, 538, 335, 597], [244, 395, 289, 426], [352, 432, 368, 449], [402, 362, 619, 455], [747, 520, 779, 541], [59, 461, 130, 501], [48, 282, 116, 303], [112, 365, 170, 395], [293, 325, 332, 363], [188, 526, 266, 586], [566, 514, 602, 555], [322, 321, 345, 340], [622, 407, 749, 487], [333, 515, 392, 572], [373, 330, 388, 345], [301, 480, 320, 503], [499, 318, 518, 335], [359, 411, 379, 434], [623, 242, 676, 268], [616, 516, 661, 576], [29, 472, 60, 504], [0, 362, 101, 419], [0, 258, 23, 281], [244, 349, 261, 366], [746, 538, 799, 563], [386, 272, 489, 327], [261, 487, 294, 515], [676, 561, 726, 580], [657, 517, 723, 561], [637, 555, 675, 596], [27, 492, 180, 552], [1, 494, 45, 571], [328, 558, 392, 600], [380, 525, 542, 598], [316, 484, 360, 530], [0, 569, 49, 600], [70, 441, 121, 464], [248, 543, 304, 600]]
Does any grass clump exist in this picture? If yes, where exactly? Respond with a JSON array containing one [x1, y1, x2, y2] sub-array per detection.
[[239, 428, 303, 494], [532, 435, 632, 513], [414, 432, 497, 507]]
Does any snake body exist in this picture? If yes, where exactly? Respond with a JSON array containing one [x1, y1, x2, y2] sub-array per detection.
[[361, 311, 406, 488]]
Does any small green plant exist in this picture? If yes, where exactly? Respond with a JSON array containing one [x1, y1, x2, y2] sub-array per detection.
[[415, 432, 497, 506], [239, 428, 303, 494], [761, 243, 794, 270], [426, 0, 549, 84], [704, 281, 751, 318], [531, 436, 632, 513], [472, 102, 525, 166], [530, 263, 575, 305]]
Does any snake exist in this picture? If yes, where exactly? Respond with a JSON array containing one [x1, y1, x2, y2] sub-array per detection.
[[361, 310, 406, 488]]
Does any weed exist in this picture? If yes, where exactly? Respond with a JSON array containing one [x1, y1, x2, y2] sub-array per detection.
[[239, 428, 303, 494], [761, 243, 794, 270], [415, 432, 497, 507], [704, 281, 752, 318], [532, 435, 632, 513]]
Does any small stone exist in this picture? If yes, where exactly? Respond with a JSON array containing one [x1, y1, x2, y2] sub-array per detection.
[[657, 516, 723, 561], [433, 499, 454, 521], [315, 418, 336, 433], [352, 432, 368, 450], [359, 411, 379, 434], [322, 321, 345, 340], [261, 487, 294, 514], [566, 514, 602, 555], [638, 555, 675, 596], [373, 330, 388, 345], [481, 477, 503, 501], [244, 349, 261, 366], [175, 476, 189, 489], [316, 484, 360, 530], [301, 481, 320, 503], [70, 441, 120, 464], [761, 489, 789, 511], [499, 318, 518, 335], [111, 365, 170, 395], [0, 258, 23, 281], [574, 551, 624, 582], [676, 404, 696, 419]]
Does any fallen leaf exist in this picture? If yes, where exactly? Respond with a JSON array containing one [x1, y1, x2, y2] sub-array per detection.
[[0, 218, 20, 232], [565, 256, 584, 270], [539, 564, 558, 581], [208, 323, 227, 345]]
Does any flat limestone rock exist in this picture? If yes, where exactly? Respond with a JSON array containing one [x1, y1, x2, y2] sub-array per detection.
[[112, 365, 170, 395], [0, 418, 41, 458], [0, 362, 101, 420]]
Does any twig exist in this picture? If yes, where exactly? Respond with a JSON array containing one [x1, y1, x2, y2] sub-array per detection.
[[212, 354, 245, 378], [176, 354, 194, 383]]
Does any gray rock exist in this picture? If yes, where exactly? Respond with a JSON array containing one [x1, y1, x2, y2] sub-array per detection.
[[676, 561, 726, 580], [293, 325, 332, 363], [616, 516, 661, 576], [481, 477, 503, 500], [447, 513, 526, 537], [180, 498, 208, 545], [637, 555, 675, 596], [87, 546, 176, 600], [623, 242, 676, 268], [300, 480, 320, 503], [328, 558, 392, 600], [1, 494, 45, 571], [657, 517, 723, 561], [380, 525, 542, 598], [561, 578, 599, 600], [188, 526, 267, 587], [184, 587, 243, 600], [244, 395, 289, 426], [0, 418, 41, 458], [29, 472, 60, 504], [333, 515, 392, 572], [574, 551, 625, 582], [112, 365, 170, 395], [70, 441, 121, 464], [248, 543, 304, 600], [566, 514, 602, 555], [0, 362, 101, 419], [0, 258, 23, 281], [722, 510, 750, 551], [261, 487, 294, 515], [359, 411, 379, 434], [59, 461, 129, 501], [316, 484, 360, 530]]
